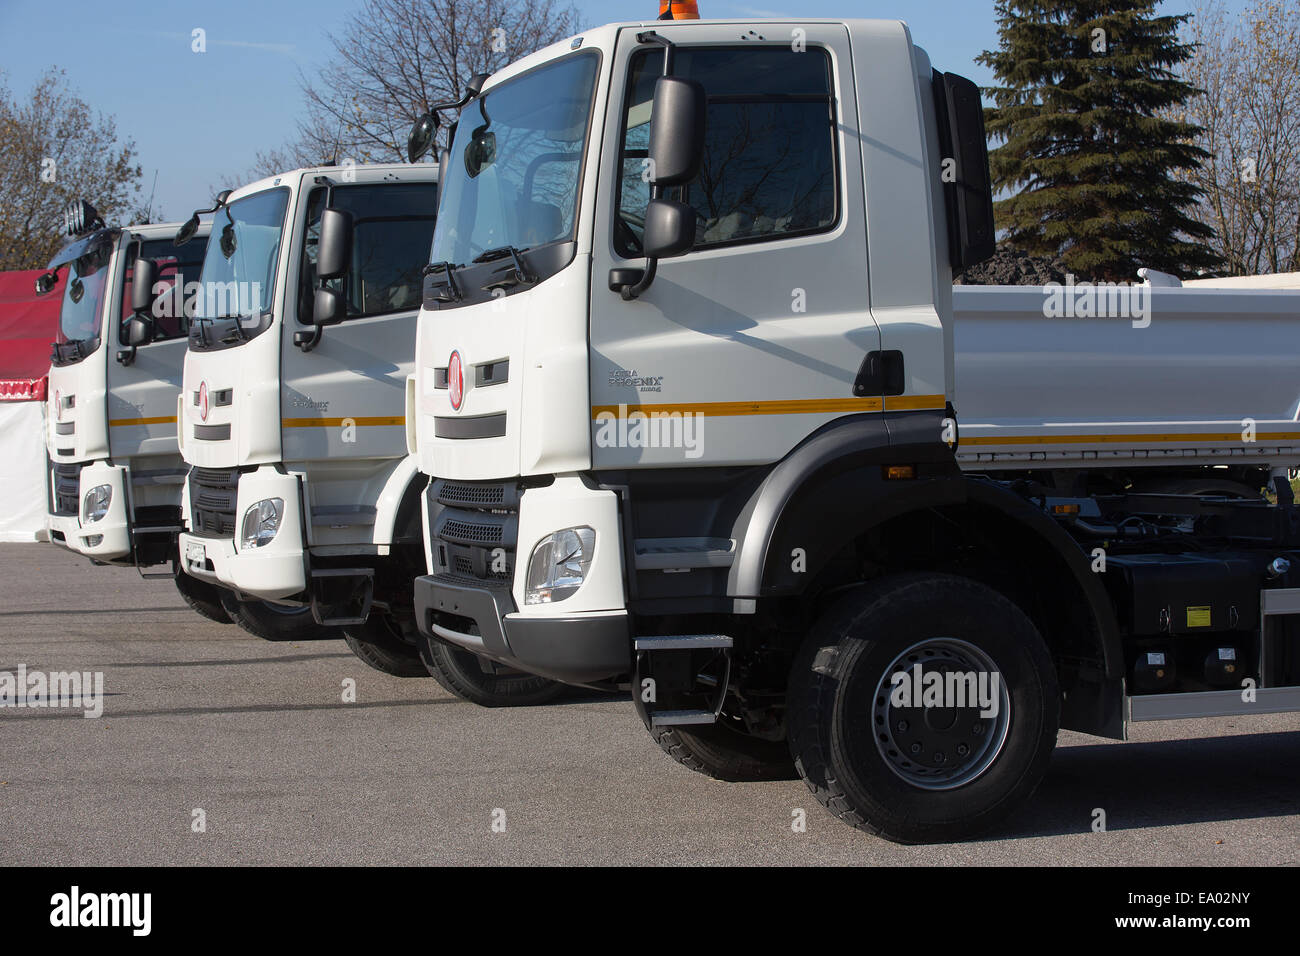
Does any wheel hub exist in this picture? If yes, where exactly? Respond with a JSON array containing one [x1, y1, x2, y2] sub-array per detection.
[[871, 637, 1011, 790]]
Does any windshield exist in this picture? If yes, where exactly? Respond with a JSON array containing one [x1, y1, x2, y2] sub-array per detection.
[[192, 187, 289, 348], [57, 240, 113, 347], [429, 52, 599, 267]]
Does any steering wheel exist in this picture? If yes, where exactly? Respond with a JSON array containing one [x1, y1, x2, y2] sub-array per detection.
[[615, 215, 642, 255]]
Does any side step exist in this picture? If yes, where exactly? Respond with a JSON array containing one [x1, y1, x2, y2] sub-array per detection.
[[634, 634, 734, 651], [634, 634, 734, 727], [309, 568, 374, 626], [133, 525, 184, 579]]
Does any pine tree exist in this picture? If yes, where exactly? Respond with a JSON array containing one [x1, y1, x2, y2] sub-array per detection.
[[978, 0, 1222, 281]]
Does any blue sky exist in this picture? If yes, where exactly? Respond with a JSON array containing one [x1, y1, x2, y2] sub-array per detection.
[[0, 0, 1247, 223]]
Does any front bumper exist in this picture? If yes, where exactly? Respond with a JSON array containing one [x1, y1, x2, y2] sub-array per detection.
[[178, 466, 307, 599], [414, 574, 631, 684], [45, 461, 131, 561]]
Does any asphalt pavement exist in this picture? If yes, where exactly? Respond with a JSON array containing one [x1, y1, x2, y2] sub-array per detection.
[[2, 543, 1297, 865]]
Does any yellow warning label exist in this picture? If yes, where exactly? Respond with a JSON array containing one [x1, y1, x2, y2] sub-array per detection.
[[1186, 606, 1212, 628]]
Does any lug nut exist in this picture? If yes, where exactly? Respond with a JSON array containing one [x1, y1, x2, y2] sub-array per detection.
[[972, 722, 983, 735], [956, 743, 969, 756], [934, 752, 946, 764], [910, 742, 922, 754], [897, 720, 909, 732]]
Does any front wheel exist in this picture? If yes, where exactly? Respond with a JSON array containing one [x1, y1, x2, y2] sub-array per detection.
[[651, 719, 797, 782], [419, 639, 565, 707], [787, 573, 1059, 844], [218, 591, 338, 642], [173, 571, 232, 624], [341, 612, 429, 678]]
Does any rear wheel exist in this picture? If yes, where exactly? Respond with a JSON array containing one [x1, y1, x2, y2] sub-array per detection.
[[419, 639, 565, 707], [173, 571, 232, 624], [787, 573, 1059, 844], [218, 591, 338, 642], [341, 612, 429, 678], [651, 719, 797, 782]]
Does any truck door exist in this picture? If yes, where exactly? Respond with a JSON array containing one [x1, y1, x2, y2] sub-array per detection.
[[106, 236, 203, 467], [278, 179, 437, 544], [588, 22, 883, 468]]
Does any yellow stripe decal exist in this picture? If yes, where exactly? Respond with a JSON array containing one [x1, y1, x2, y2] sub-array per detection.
[[962, 431, 1300, 446], [282, 416, 405, 428], [884, 394, 947, 411], [590, 395, 946, 419], [109, 416, 177, 427]]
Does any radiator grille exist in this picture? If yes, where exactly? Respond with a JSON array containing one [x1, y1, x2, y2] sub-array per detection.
[[51, 461, 81, 517], [189, 466, 240, 538], [427, 479, 519, 588]]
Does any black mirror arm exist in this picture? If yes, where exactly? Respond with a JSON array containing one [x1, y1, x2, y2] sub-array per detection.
[[295, 327, 323, 352], [116, 347, 136, 366], [637, 31, 676, 75], [621, 259, 658, 301]]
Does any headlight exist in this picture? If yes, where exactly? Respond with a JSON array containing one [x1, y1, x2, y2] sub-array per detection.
[[82, 484, 111, 523], [525, 526, 595, 605], [240, 498, 283, 550]]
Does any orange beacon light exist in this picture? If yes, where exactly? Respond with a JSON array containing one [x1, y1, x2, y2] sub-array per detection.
[[659, 1, 702, 19]]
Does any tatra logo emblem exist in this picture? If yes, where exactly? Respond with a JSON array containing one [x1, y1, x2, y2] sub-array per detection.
[[448, 351, 464, 411]]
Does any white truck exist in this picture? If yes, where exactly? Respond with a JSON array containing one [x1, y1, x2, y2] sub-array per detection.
[[174, 163, 561, 704], [38, 201, 232, 621], [406, 15, 1300, 843]]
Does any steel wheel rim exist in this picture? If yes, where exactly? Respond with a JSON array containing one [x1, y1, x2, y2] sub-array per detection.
[[870, 637, 1011, 791]]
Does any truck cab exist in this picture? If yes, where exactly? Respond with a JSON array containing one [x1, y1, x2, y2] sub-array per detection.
[[411, 17, 1300, 842], [41, 202, 211, 587], [173, 163, 561, 702], [412, 18, 962, 682]]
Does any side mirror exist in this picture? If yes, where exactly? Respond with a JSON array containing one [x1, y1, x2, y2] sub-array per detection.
[[641, 199, 696, 258], [647, 76, 706, 186], [316, 208, 353, 280], [312, 287, 347, 327], [407, 112, 439, 163], [131, 257, 159, 314], [34, 270, 59, 294], [175, 214, 200, 246], [125, 315, 153, 346]]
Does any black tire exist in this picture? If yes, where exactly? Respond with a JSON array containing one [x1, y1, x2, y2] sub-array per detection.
[[173, 572, 232, 624], [787, 573, 1059, 844], [651, 719, 797, 782], [341, 613, 429, 678], [218, 591, 338, 642], [419, 639, 565, 707]]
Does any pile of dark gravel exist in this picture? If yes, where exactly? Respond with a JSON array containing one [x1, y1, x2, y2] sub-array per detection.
[[954, 248, 1074, 285]]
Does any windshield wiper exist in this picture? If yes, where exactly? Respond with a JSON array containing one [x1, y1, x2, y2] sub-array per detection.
[[423, 261, 464, 302], [204, 314, 252, 344], [473, 245, 534, 289]]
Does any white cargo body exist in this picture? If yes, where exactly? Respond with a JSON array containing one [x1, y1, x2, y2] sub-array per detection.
[[952, 284, 1300, 471]]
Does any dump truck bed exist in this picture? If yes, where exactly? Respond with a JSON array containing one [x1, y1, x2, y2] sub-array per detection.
[[952, 284, 1300, 471]]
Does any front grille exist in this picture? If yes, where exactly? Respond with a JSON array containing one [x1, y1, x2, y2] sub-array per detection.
[[437, 481, 506, 506], [427, 479, 519, 586], [189, 466, 240, 538], [51, 461, 82, 517], [441, 516, 507, 545]]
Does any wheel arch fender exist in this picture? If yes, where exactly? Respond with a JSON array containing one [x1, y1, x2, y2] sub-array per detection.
[[372, 455, 426, 547], [727, 410, 963, 598]]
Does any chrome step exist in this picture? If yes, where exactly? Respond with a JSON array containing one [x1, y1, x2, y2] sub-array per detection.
[[650, 709, 718, 726], [634, 634, 733, 651]]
